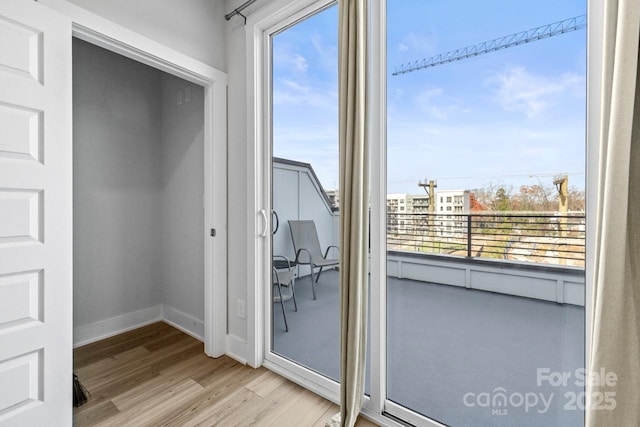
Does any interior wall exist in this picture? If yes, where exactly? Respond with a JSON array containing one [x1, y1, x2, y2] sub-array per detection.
[[225, 0, 250, 342], [73, 39, 206, 339], [73, 38, 163, 327], [224, 0, 331, 359], [159, 74, 205, 330], [65, 0, 227, 71]]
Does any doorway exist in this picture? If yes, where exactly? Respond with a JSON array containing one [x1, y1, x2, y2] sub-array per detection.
[[72, 39, 209, 347]]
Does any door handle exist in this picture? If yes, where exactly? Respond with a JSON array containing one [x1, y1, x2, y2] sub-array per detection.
[[260, 209, 268, 237], [272, 210, 279, 235]]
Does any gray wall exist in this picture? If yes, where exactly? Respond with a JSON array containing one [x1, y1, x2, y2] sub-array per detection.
[[273, 162, 338, 278], [73, 39, 163, 327], [159, 74, 205, 322], [73, 39, 205, 330], [66, 0, 227, 71]]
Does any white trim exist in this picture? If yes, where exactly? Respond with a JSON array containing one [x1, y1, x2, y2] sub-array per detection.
[[73, 305, 163, 348], [226, 334, 249, 365], [360, 407, 418, 427], [38, 0, 226, 85], [367, 0, 387, 417], [37, 0, 228, 358], [262, 355, 340, 402], [74, 304, 206, 348], [384, 401, 448, 427], [585, 0, 604, 377], [205, 63, 229, 358], [162, 305, 205, 341]]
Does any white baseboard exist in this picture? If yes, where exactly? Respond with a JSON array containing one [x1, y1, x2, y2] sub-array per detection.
[[73, 304, 206, 348], [73, 305, 163, 347], [226, 334, 248, 365], [162, 305, 204, 342]]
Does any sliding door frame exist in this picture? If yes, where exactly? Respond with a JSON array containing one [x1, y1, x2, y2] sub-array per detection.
[[247, 0, 602, 425], [246, 0, 345, 401]]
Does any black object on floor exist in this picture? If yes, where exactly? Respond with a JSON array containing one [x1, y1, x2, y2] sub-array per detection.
[[73, 373, 90, 407]]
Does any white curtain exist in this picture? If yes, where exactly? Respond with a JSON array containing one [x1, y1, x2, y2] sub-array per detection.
[[587, 0, 640, 425], [328, 0, 369, 426]]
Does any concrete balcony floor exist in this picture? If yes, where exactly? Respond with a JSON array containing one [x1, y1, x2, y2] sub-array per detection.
[[272, 269, 584, 427]]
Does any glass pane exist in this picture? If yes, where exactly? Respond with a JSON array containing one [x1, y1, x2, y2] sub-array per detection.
[[386, 1, 586, 426], [271, 5, 341, 382]]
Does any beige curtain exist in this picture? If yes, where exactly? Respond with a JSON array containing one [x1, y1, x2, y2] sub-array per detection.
[[329, 0, 369, 426], [587, 0, 640, 426]]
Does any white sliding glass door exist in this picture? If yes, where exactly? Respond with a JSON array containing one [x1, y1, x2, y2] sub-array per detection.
[[266, 3, 342, 387], [385, 1, 587, 426], [257, 1, 591, 426]]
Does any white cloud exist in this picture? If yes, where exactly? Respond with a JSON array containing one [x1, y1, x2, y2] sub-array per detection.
[[310, 33, 338, 70], [273, 122, 339, 189], [414, 86, 466, 120], [395, 31, 437, 56], [422, 87, 444, 98], [273, 79, 338, 110], [488, 67, 585, 118], [273, 47, 309, 73], [290, 54, 309, 72]]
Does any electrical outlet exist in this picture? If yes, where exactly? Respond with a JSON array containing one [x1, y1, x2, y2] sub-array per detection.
[[237, 299, 246, 319]]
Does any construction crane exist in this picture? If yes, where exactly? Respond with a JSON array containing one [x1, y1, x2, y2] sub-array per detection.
[[393, 15, 586, 76]]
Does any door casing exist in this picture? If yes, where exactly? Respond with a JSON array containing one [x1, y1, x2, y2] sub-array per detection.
[[39, 0, 229, 358]]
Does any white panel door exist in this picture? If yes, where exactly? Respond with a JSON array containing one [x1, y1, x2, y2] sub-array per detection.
[[0, 0, 72, 425]]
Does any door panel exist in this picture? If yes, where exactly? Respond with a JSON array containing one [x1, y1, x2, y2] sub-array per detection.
[[0, 1, 72, 425], [270, 4, 340, 380]]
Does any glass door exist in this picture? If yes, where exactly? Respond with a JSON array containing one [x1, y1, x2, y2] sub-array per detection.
[[385, 1, 587, 426], [269, 3, 341, 384]]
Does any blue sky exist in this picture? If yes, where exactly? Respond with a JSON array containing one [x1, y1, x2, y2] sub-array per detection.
[[272, 0, 587, 194]]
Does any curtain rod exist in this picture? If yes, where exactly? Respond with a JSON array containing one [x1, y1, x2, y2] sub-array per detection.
[[225, 0, 259, 25]]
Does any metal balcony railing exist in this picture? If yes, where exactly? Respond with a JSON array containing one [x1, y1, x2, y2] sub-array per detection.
[[387, 212, 586, 267]]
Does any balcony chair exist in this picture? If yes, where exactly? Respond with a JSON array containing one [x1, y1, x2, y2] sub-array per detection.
[[288, 220, 339, 300], [272, 255, 297, 332]]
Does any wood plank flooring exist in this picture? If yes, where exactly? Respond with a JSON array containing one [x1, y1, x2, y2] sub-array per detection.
[[74, 322, 378, 427]]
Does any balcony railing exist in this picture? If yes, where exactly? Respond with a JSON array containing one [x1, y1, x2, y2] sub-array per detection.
[[387, 212, 586, 267]]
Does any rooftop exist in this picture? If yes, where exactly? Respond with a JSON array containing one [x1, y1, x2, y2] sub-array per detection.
[[273, 267, 584, 427]]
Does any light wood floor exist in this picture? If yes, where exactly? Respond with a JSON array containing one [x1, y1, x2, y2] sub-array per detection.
[[74, 322, 378, 427]]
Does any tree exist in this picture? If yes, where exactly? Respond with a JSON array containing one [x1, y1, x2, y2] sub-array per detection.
[[469, 192, 485, 211], [494, 188, 511, 211], [472, 183, 514, 212], [473, 182, 585, 212], [511, 184, 555, 212], [567, 186, 585, 211]]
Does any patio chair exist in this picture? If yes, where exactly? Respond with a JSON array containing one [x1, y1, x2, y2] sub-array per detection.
[[272, 256, 297, 332], [288, 220, 339, 300]]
